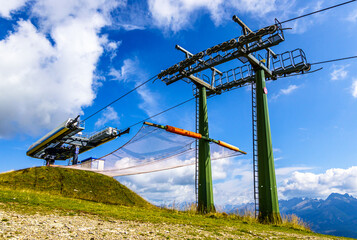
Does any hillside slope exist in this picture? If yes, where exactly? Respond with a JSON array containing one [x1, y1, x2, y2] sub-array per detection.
[[0, 187, 350, 239], [0, 166, 152, 208], [0, 167, 351, 239]]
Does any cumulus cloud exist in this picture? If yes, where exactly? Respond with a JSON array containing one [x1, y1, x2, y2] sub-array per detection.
[[214, 159, 254, 205], [271, 84, 300, 100], [116, 163, 357, 206], [112, 138, 356, 206], [110, 1, 149, 31], [116, 165, 196, 205], [228, 0, 277, 16], [347, 9, 357, 22], [147, 0, 294, 32], [330, 65, 349, 81], [276, 166, 312, 176], [0, 0, 121, 138], [281, 84, 299, 94], [147, 0, 327, 33], [112, 150, 250, 206], [351, 79, 357, 98], [32, 0, 121, 30], [103, 125, 356, 206], [95, 106, 119, 128], [256, 1, 331, 35], [0, 0, 28, 18], [148, 0, 225, 32], [0, 20, 93, 137], [279, 166, 357, 199], [110, 58, 162, 118], [104, 40, 122, 60], [109, 58, 139, 82]]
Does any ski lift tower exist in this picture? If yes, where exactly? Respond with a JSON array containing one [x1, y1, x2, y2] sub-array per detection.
[[158, 15, 311, 222]]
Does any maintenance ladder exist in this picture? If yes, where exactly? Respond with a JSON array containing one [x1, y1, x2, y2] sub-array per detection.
[[251, 81, 259, 217], [194, 87, 199, 205]]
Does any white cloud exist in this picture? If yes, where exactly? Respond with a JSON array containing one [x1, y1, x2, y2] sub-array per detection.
[[0, 0, 28, 18], [228, 0, 277, 16], [279, 166, 357, 199], [277, 1, 326, 34], [95, 106, 119, 128], [271, 84, 300, 100], [330, 65, 348, 81], [118, 24, 145, 31], [212, 158, 231, 180], [110, 1, 149, 31], [119, 158, 253, 206], [351, 79, 357, 98], [281, 84, 299, 94], [32, 0, 121, 30], [214, 159, 254, 206], [347, 9, 357, 22], [148, 0, 293, 32], [147, 0, 327, 33], [110, 140, 356, 206], [109, 58, 138, 82], [110, 150, 252, 206], [276, 166, 312, 176], [110, 58, 162, 118], [105, 40, 122, 60], [148, 0, 225, 32], [0, 0, 121, 138], [116, 163, 357, 206], [0, 20, 95, 137], [116, 165, 196, 205]]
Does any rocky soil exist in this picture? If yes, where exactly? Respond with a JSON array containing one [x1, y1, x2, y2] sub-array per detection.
[[0, 209, 341, 239]]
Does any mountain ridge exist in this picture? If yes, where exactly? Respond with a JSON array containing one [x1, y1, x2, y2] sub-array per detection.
[[222, 193, 357, 238]]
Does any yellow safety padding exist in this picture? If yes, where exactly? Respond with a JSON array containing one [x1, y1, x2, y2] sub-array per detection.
[[218, 140, 246, 154]]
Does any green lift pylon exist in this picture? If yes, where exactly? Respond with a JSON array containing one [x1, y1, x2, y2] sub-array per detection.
[[197, 85, 215, 213], [255, 68, 281, 223]]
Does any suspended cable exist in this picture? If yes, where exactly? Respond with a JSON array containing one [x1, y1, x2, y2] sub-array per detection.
[[310, 55, 357, 65], [125, 55, 357, 129], [81, 75, 157, 122], [82, 0, 357, 126], [281, 0, 357, 23], [82, 1, 357, 124], [239, 0, 357, 34], [127, 97, 196, 129], [94, 54, 357, 131]]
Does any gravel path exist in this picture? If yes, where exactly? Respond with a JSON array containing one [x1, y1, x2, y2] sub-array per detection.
[[0, 209, 339, 239]]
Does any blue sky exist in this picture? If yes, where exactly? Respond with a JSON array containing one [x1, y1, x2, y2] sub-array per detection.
[[0, 0, 356, 206]]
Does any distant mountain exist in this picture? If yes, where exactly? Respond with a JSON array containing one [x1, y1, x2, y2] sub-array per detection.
[[223, 193, 357, 238], [280, 193, 357, 238]]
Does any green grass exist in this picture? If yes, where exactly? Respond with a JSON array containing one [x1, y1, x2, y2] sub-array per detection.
[[0, 166, 152, 208], [0, 167, 351, 239], [0, 187, 348, 239]]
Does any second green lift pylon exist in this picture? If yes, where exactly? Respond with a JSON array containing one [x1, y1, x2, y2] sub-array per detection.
[[197, 85, 215, 213], [255, 68, 281, 223]]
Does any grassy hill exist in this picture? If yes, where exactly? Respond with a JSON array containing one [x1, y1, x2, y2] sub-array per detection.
[[0, 166, 152, 208], [0, 167, 351, 239]]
